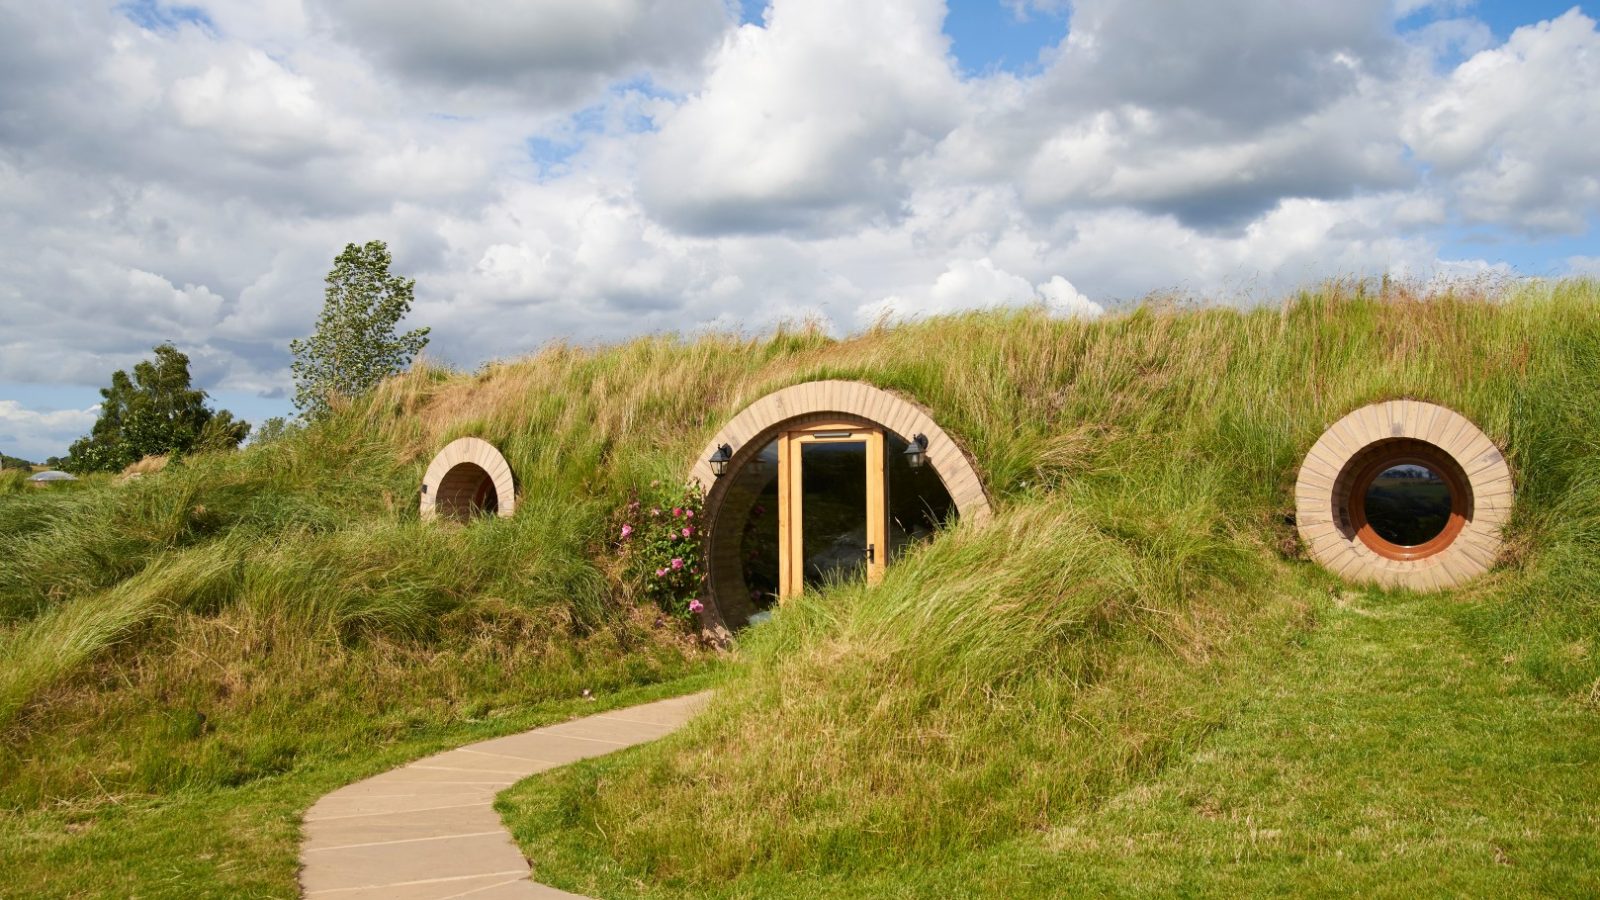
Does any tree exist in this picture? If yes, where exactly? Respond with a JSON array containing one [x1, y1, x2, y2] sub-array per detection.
[[290, 240, 430, 419], [64, 343, 251, 473], [251, 416, 295, 446]]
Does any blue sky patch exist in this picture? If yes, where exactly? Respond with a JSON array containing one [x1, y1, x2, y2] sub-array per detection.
[[117, 0, 214, 34], [943, 0, 1067, 75]]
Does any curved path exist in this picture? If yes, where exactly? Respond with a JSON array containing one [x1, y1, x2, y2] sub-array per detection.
[[299, 692, 709, 899]]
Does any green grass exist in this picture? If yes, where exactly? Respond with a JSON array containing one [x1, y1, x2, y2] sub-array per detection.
[[0, 673, 717, 898], [3, 279, 1599, 896], [504, 589, 1600, 897], [493, 280, 1600, 897]]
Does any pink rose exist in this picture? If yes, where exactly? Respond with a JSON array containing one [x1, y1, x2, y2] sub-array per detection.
[[670, 557, 684, 570], [689, 599, 704, 614], [620, 524, 633, 539], [682, 526, 693, 538], [655, 568, 666, 577], [672, 507, 683, 518], [685, 510, 694, 519]]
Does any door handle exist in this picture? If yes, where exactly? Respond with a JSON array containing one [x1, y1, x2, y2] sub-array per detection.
[[866, 543, 875, 564]]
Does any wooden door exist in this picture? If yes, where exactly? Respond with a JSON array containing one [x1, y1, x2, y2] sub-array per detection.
[[777, 421, 886, 600]]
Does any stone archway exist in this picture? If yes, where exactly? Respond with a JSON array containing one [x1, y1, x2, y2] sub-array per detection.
[[691, 380, 991, 628], [420, 437, 516, 522]]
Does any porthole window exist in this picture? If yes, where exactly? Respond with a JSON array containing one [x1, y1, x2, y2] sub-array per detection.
[[1296, 401, 1512, 590], [1346, 440, 1468, 561]]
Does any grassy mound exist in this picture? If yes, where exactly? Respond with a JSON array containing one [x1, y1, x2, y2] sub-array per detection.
[[3, 279, 1598, 896], [497, 280, 1600, 896]]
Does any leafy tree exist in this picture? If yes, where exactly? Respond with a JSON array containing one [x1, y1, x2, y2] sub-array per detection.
[[64, 343, 250, 473], [290, 240, 430, 419], [251, 416, 296, 446], [1, 453, 36, 470]]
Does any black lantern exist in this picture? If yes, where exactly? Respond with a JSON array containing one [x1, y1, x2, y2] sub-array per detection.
[[709, 443, 734, 477], [904, 433, 929, 470]]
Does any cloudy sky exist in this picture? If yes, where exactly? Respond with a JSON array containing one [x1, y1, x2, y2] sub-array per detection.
[[2, 0, 1597, 460]]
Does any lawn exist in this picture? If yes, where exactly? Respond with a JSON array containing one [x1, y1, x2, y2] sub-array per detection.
[[503, 585, 1600, 897]]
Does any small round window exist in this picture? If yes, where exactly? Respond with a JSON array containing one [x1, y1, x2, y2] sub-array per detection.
[[1297, 400, 1512, 590], [1345, 441, 1468, 562]]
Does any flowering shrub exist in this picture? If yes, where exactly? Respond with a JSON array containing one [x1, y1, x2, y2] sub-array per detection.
[[615, 480, 707, 622]]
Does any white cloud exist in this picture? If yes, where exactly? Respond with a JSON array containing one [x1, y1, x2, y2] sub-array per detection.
[[860, 258, 1102, 323], [313, 0, 731, 110], [0, 0, 1597, 459], [930, 257, 1038, 308], [1405, 9, 1600, 233], [1037, 276, 1102, 318], [638, 0, 967, 233], [0, 401, 99, 463], [932, 0, 1423, 226]]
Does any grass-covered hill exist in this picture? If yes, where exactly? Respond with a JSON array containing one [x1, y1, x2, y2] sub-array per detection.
[[4, 280, 1600, 897]]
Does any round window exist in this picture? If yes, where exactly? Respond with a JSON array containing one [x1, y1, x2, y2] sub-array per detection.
[[1345, 441, 1468, 562], [1296, 400, 1512, 590]]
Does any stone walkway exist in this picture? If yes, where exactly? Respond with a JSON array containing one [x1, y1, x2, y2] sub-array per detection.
[[299, 692, 709, 899]]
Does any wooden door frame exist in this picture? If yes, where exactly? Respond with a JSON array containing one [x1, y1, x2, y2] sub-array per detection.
[[777, 420, 887, 601]]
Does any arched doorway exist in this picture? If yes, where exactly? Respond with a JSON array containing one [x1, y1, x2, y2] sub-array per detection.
[[692, 381, 991, 629], [421, 437, 516, 523]]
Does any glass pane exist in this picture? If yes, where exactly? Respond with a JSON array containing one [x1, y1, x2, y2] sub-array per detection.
[[886, 433, 957, 562], [735, 440, 781, 620], [801, 440, 868, 588], [1364, 463, 1451, 546]]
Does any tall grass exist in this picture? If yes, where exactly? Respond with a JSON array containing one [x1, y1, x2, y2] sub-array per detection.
[[499, 279, 1600, 888], [0, 539, 246, 727], [2, 279, 1598, 895], [0, 468, 30, 494]]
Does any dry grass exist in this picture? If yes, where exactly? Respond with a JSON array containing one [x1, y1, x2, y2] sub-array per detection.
[[118, 454, 169, 479]]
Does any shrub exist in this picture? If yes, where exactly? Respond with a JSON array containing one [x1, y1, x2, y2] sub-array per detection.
[[617, 482, 706, 621]]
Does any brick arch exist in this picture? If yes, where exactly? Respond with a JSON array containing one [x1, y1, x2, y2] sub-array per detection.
[[1295, 400, 1513, 591], [420, 437, 516, 522], [691, 380, 992, 628]]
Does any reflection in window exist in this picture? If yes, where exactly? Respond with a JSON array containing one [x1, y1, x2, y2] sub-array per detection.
[[726, 431, 960, 629], [1364, 464, 1451, 547], [886, 433, 956, 561], [734, 440, 781, 619], [800, 440, 870, 587]]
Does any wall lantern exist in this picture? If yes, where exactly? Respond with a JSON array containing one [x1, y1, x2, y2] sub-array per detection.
[[904, 433, 929, 470], [709, 443, 734, 478]]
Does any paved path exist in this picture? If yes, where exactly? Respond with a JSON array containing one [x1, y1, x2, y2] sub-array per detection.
[[299, 692, 709, 899]]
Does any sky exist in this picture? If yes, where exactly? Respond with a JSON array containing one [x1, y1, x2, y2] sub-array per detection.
[[1, 0, 1597, 462]]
